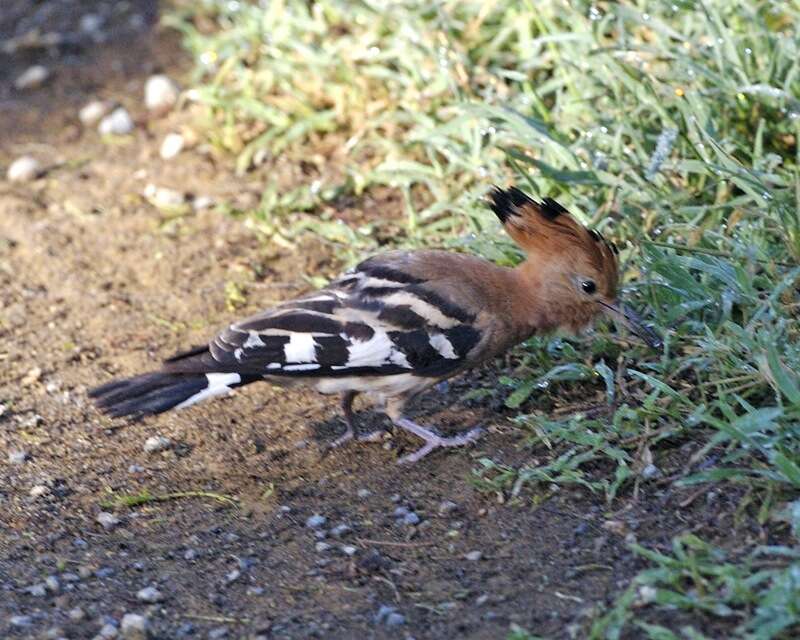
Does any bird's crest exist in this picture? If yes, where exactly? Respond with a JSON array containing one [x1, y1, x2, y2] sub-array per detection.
[[488, 185, 619, 295]]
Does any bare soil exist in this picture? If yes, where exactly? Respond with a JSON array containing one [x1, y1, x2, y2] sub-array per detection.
[[0, 3, 766, 639]]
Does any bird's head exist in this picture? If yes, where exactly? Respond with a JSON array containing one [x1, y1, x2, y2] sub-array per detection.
[[489, 186, 661, 348]]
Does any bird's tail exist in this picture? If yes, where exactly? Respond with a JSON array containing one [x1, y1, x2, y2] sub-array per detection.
[[89, 371, 256, 419]]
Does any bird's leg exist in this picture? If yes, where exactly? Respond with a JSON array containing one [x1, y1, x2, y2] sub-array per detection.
[[385, 400, 483, 464], [329, 391, 385, 448]]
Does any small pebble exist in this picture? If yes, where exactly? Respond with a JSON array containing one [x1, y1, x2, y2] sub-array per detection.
[[8, 449, 29, 464], [143, 435, 171, 453], [62, 572, 80, 582], [143, 184, 185, 209], [638, 585, 658, 604], [475, 594, 489, 606], [69, 607, 86, 622], [385, 612, 406, 627], [80, 100, 114, 126], [393, 506, 409, 517], [225, 570, 240, 583], [330, 524, 352, 538], [341, 545, 357, 556], [145, 75, 180, 113], [7, 156, 41, 183], [438, 500, 458, 515], [374, 605, 406, 627], [192, 196, 214, 211], [402, 512, 420, 526], [315, 542, 331, 553], [136, 586, 164, 603], [641, 464, 660, 479], [45, 575, 60, 592], [160, 133, 185, 159], [15, 65, 49, 90], [97, 511, 120, 530], [10, 615, 33, 627], [99, 623, 119, 638], [128, 464, 145, 473], [208, 627, 228, 639], [98, 108, 134, 136], [183, 549, 197, 561], [26, 582, 47, 596], [305, 514, 326, 529], [120, 613, 148, 639], [356, 488, 372, 498], [30, 484, 50, 498], [465, 550, 483, 561], [80, 13, 104, 34], [390, 493, 401, 502]]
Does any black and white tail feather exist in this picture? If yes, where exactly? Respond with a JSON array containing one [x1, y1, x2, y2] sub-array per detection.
[[90, 253, 483, 419]]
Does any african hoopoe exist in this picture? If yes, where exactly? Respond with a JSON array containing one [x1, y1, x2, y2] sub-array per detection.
[[90, 186, 660, 464]]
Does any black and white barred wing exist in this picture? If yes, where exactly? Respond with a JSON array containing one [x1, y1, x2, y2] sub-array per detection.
[[168, 263, 483, 380]]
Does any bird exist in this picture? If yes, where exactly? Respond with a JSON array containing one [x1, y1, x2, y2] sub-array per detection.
[[89, 185, 661, 464]]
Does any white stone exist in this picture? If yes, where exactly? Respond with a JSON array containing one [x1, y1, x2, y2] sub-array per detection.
[[159, 133, 184, 159], [97, 511, 120, 530], [98, 108, 134, 135], [30, 484, 50, 498], [8, 450, 29, 464], [120, 613, 148, 639], [145, 75, 179, 112], [136, 586, 164, 603], [80, 100, 114, 126], [80, 14, 104, 34], [15, 65, 49, 90], [143, 435, 171, 453], [143, 184, 185, 208], [7, 156, 41, 182]]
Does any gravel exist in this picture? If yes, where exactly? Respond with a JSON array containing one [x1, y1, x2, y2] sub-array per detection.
[[7, 156, 42, 183], [98, 108, 135, 135], [143, 435, 171, 453], [465, 550, 483, 561]]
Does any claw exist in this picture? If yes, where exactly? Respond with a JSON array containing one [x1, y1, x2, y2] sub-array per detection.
[[394, 419, 484, 464]]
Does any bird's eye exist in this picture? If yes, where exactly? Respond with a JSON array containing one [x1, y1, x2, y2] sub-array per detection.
[[581, 280, 597, 295]]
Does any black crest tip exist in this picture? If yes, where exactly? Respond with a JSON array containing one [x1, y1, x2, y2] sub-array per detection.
[[487, 185, 534, 223], [540, 197, 568, 220]]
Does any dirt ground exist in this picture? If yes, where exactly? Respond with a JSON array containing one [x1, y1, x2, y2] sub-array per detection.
[[0, 3, 766, 639]]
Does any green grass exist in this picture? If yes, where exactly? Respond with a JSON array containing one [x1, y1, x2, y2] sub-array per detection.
[[167, 0, 799, 636]]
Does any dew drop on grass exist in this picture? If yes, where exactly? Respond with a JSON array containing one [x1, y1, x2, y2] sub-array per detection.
[[588, 5, 602, 20], [744, 48, 752, 56], [537, 380, 550, 389], [642, 13, 651, 21]]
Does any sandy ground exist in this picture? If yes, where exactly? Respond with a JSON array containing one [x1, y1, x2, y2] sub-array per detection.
[[0, 3, 762, 639]]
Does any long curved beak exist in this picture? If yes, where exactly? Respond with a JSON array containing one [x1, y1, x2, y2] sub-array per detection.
[[599, 301, 662, 349]]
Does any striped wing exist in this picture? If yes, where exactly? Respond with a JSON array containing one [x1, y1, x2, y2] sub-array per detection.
[[167, 257, 482, 379]]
